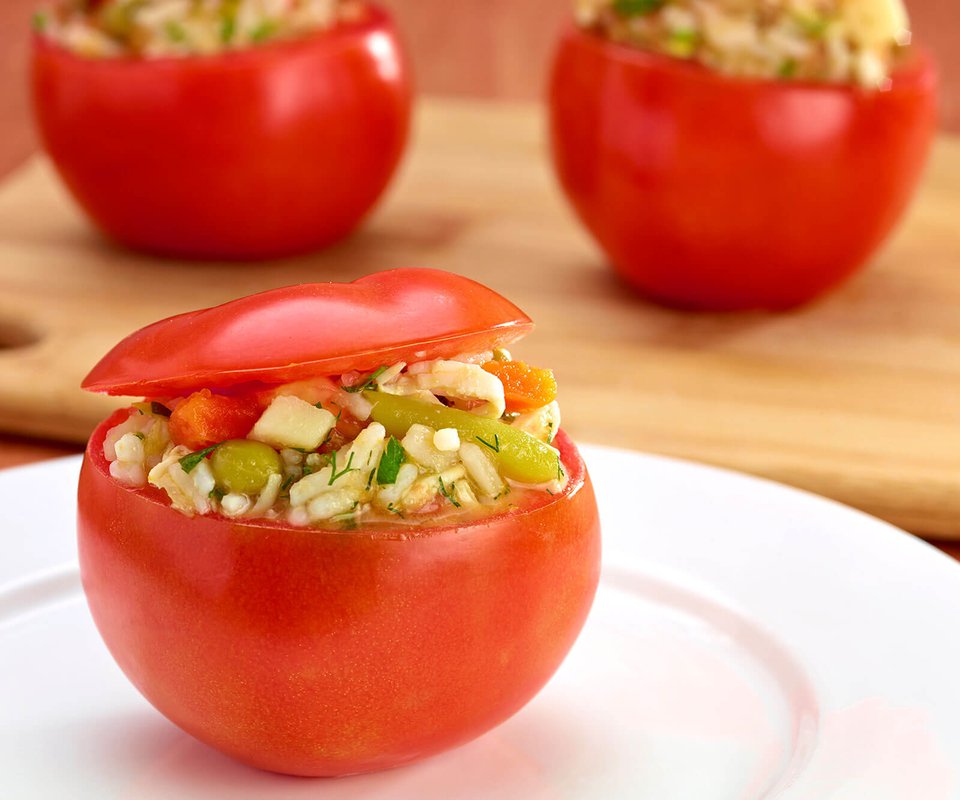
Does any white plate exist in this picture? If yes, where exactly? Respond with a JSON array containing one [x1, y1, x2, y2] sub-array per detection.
[[2, 447, 960, 799]]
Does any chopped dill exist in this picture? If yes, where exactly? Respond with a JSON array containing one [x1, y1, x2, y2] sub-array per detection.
[[438, 477, 461, 508], [343, 365, 388, 393], [475, 433, 501, 453], [328, 451, 357, 485]]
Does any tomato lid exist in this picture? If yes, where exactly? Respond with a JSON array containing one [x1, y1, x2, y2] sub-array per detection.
[[82, 269, 534, 397]]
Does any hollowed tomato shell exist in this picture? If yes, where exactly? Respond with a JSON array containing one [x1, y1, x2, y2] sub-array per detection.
[[32, 5, 411, 260], [549, 25, 938, 310], [78, 413, 601, 776]]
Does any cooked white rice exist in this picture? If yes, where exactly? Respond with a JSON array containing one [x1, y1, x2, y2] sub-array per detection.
[[35, 0, 366, 58], [576, 0, 911, 87]]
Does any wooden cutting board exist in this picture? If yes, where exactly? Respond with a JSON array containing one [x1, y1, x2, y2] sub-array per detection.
[[0, 97, 958, 538]]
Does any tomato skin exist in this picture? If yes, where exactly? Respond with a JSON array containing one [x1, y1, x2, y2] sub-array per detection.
[[549, 27, 938, 310], [77, 419, 601, 776], [81, 269, 534, 397], [32, 6, 411, 260]]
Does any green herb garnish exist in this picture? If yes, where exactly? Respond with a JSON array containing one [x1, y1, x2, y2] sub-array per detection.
[[438, 477, 461, 508], [476, 433, 501, 453], [32, 12, 48, 32], [179, 444, 219, 474], [344, 365, 388, 393], [150, 402, 172, 417], [366, 468, 376, 491], [220, 15, 236, 43], [666, 28, 698, 58], [793, 11, 830, 38], [328, 451, 357, 485], [209, 487, 225, 501], [165, 21, 187, 43], [613, 0, 665, 16], [376, 437, 404, 485], [778, 58, 798, 78], [280, 474, 296, 493], [557, 458, 565, 482], [250, 20, 278, 42], [133, 432, 145, 440]]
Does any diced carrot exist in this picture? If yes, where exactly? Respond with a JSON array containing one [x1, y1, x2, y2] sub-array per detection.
[[481, 360, 557, 413], [168, 389, 263, 450]]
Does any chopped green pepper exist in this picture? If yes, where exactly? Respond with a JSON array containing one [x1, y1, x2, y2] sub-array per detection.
[[364, 392, 561, 484], [164, 21, 187, 44], [613, 0, 665, 16], [209, 440, 281, 494], [666, 29, 698, 58], [250, 20, 278, 43], [778, 58, 798, 78]]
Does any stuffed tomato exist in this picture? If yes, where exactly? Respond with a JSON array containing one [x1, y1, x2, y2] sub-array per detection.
[[77, 268, 601, 777], [32, 1, 411, 260], [550, 0, 937, 310]]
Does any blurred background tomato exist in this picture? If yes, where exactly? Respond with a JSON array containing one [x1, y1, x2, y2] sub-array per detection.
[[1, 0, 957, 184]]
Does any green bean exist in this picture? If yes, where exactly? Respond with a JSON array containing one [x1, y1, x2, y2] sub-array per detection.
[[364, 392, 560, 484]]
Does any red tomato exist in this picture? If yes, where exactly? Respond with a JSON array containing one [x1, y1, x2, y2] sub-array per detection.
[[549, 27, 938, 310], [167, 389, 263, 449], [78, 270, 600, 775], [32, 6, 411, 260], [82, 269, 534, 396], [78, 419, 601, 776]]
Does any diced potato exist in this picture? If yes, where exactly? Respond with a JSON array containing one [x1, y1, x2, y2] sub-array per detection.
[[250, 395, 335, 451]]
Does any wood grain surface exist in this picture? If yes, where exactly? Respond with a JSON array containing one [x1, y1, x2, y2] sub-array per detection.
[[0, 98, 957, 539]]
